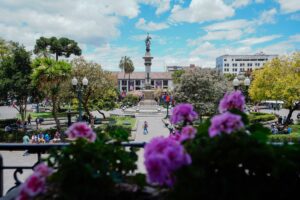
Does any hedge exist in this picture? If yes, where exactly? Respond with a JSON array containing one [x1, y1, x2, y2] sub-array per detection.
[[0, 118, 17, 128], [249, 112, 276, 123]]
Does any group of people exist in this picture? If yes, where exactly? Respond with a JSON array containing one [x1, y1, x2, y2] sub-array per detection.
[[23, 131, 61, 144], [271, 116, 293, 134]]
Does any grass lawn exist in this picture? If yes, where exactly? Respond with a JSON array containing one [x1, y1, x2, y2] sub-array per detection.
[[110, 116, 137, 129], [18, 112, 68, 119]]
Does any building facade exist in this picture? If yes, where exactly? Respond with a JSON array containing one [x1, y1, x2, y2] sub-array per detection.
[[216, 52, 278, 75], [114, 72, 173, 92]]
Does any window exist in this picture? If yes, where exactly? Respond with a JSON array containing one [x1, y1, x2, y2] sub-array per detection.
[[224, 59, 227, 61], [151, 80, 154, 85], [240, 68, 244, 72], [163, 80, 168, 86], [247, 63, 253, 67], [122, 80, 127, 85], [136, 80, 141, 85]]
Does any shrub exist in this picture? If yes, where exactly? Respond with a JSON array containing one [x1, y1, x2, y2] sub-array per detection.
[[122, 94, 139, 107], [248, 112, 276, 123], [0, 118, 17, 128]]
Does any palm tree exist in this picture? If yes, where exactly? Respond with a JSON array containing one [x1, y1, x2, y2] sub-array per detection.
[[119, 56, 134, 91]]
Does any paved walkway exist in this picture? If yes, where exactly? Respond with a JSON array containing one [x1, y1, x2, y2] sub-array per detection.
[[134, 116, 170, 173]]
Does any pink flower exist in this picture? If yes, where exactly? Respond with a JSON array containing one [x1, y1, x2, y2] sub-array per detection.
[[144, 136, 191, 187], [168, 131, 181, 141], [180, 126, 197, 142], [34, 163, 53, 177], [17, 163, 53, 199], [218, 90, 245, 113], [21, 174, 46, 197], [171, 103, 198, 124], [209, 112, 244, 138], [65, 122, 96, 142]]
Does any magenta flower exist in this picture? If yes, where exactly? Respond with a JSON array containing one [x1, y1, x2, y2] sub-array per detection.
[[168, 131, 181, 142], [144, 136, 191, 187], [65, 122, 96, 142], [171, 103, 198, 124], [17, 163, 53, 200], [209, 112, 244, 138], [218, 90, 245, 113], [179, 126, 197, 142]]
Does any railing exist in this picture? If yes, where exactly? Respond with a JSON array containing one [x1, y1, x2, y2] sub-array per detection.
[[0, 142, 145, 197]]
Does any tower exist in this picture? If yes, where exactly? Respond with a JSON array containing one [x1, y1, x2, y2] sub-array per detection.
[[143, 33, 153, 89]]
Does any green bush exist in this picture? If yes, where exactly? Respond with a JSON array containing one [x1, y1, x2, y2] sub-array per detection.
[[268, 133, 300, 143], [0, 118, 17, 128], [248, 112, 276, 123], [0, 130, 24, 142], [168, 119, 300, 200], [122, 94, 139, 107]]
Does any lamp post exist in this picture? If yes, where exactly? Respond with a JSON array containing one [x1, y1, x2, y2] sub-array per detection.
[[165, 94, 170, 119], [233, 77, 239, 90], [72, 77, 88, 121], [244, 77, 251, 104]]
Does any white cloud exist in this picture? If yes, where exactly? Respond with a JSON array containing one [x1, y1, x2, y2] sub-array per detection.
[[188, 30, 243, 45], [131, 34, 167, 45], [139, 0, 171, 15], [135, 18, 169, 31], [277, 0, 300, 13], [0, 0, 140, 48], [289, 34, 300, 42], [290, 13, 300, 21], [231, 0, 251, 8], [256, 8, 277, 25], [169, 0, 234, 23], [238, 35, 281, 45], [204, 19, 252, 31]]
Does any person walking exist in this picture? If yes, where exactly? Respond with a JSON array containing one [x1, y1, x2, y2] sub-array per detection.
[[143, 121, 148, 135], [27, 114, 32, 125]]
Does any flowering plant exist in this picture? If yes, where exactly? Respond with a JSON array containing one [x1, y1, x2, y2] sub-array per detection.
[[17, 123, 143, 200]]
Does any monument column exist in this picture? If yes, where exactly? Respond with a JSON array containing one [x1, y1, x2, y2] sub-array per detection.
[[143, 33, 153, 90]]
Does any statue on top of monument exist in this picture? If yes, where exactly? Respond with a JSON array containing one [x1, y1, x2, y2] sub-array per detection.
[[145, 33, 152, 52]]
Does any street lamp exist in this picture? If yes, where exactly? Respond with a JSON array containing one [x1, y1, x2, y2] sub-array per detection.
[[72, 77, 88, 121], [233, 77, 239, 90], [244, 77, 251, 104]]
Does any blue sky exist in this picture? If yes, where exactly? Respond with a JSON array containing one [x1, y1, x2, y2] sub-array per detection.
[[0, 0, 299, 71]]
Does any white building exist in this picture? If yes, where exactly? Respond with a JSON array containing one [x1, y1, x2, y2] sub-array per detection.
[[113, 72, 174, 92], [216, 52, 278, 75]]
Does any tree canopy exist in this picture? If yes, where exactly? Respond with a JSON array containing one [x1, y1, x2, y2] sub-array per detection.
[[31, 57, 72, 131], [174, 68, 230, 117], [34, 37, 81, 61], [71, 57, 118, 118], [171, 69, 185, 84], [249, 53, 300, 123], [0, 41, 32, 122]]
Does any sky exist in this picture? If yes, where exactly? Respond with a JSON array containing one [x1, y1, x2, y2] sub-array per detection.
[[0, 0, 299, 72]]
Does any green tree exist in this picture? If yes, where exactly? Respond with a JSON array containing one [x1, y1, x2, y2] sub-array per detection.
[[249, 53, 300, 124], [34, 37, 82, 61], [174, 68, 230, 118], [71, 57, 117, 118], [119, 56, 134, 90], [172, 69, 185, 84], [0, 41, 32, 123], [31, 58, 72, 131]]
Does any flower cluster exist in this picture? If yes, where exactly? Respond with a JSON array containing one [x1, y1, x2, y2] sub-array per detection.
[[169, 125, 197, 142], [144, 136, 191, 187], [218, 90, 245, 113], [65, 122, 96, 142], [17, 163, 53, 200], [209, 112, 244, 138], [171, 103, 198, 124], [209, 91, 245, 138]]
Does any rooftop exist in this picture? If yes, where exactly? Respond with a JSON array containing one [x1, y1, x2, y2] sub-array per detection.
[[112, 72, 172, 80]]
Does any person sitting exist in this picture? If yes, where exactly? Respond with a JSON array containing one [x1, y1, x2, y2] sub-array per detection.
[[4, 125, 12, 133], [53, 131, 61, 143], [44, 133, 51, 143], [287, 127, 292, 134], [271, 124, 278, 134], [38, 133, 45, 143]]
